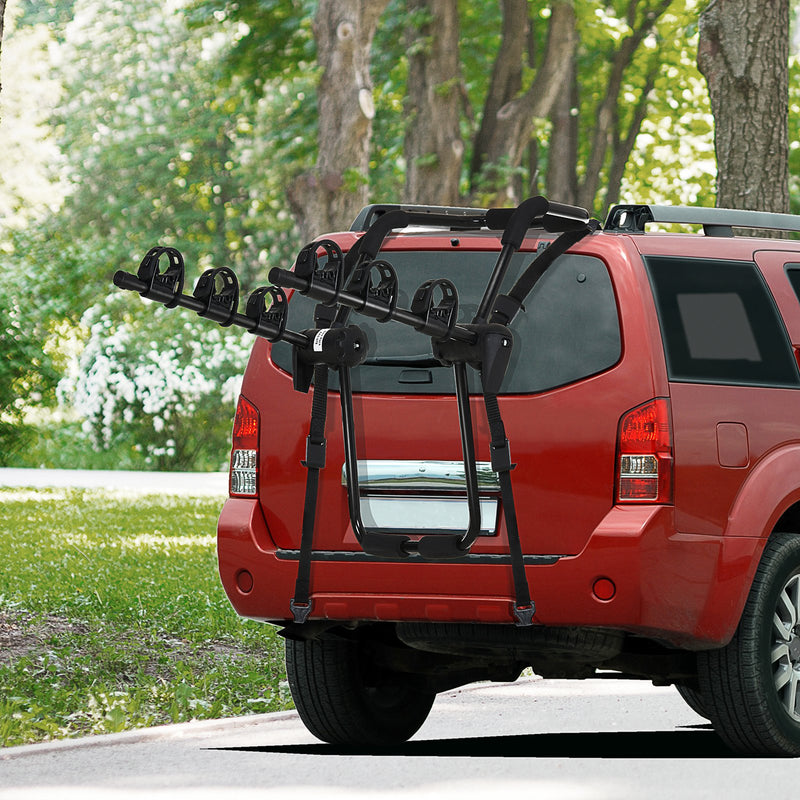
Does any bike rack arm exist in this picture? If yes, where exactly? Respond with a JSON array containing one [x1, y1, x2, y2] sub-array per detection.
[[474, 196, 592, 324], [113, 268, 311, 349], [269, 264, 476, 344]]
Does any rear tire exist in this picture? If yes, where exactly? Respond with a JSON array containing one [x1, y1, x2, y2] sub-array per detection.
[[697, 533, 800, 756], [285, 634, 435, 746], [675, 683, 709, 720]]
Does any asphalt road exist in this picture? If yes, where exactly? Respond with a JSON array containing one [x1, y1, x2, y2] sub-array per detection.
[[1, 676, 797, 799]]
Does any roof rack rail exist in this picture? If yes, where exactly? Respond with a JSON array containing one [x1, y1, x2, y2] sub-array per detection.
[[605, 204, 800, 237], [351, 204, 489, 232]]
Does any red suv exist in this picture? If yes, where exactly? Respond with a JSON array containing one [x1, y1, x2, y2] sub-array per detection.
[[115, 197, 800, 756], [217, 199, 800, 756]]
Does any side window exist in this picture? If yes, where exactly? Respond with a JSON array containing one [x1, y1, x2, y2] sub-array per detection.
[[645, 256, 799, 387], [784, 265, 800, 304]]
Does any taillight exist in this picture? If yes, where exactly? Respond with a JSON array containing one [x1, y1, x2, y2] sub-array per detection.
[[230, 395, 259, 497], [616, 398, 673, 504]]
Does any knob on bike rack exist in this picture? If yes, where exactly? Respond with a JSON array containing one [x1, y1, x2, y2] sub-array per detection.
[[193, 266, 240, 327], [410, 278, 458, 339], [136, 246, 185, 307], [245, 285, 288, 342], [293, 239, 345, 306]]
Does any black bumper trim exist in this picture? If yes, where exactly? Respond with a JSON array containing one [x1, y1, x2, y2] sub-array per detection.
[[275, 549, 561, 565]]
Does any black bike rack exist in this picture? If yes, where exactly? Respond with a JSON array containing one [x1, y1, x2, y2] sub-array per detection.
[[112, 246, 366, 364], [113, 196, 598, 624]]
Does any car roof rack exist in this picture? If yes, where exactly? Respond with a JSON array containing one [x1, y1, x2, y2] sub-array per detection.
[[605, 204, 800, 237]]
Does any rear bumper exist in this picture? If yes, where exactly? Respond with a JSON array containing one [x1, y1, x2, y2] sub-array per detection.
[[217, 498, 762, 649]]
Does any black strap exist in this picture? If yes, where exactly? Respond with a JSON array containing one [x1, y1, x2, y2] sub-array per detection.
[[483, 392, 534, 626], [490, 222, 599, 327], [290, 364, 329, 623]]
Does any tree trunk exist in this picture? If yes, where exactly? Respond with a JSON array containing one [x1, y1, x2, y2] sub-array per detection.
[[469, 0, 527, 193], [697, 0, 790, 213], [525, 13, 542, 199], [545, 47, 578, 204], [288, 0, 390, 241], [471, 0, 577, 207], [403, 0, 463, 205]]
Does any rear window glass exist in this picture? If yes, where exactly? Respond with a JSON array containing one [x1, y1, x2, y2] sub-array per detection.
[[272, 248, 621, 395], [645, 256, 799, 387]]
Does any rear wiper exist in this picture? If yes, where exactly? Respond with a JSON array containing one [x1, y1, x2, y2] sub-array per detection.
[[363, 354, 444, 368]]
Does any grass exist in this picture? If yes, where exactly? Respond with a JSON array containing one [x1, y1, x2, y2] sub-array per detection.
[[0, 487, 291, 747]]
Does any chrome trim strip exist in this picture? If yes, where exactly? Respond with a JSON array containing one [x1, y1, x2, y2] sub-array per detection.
[[341, 460, 500, 492]]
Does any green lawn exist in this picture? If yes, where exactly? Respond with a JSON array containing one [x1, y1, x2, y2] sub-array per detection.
[[0, 487, 290, 747]]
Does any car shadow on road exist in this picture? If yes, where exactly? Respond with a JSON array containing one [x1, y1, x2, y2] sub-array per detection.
[[211, 724, 737, 758]]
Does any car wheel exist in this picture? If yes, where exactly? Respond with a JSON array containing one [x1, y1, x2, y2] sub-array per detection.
[[285, 634, 435, 747], [675, 682, 709, 720], [697, 532, 800, 756]]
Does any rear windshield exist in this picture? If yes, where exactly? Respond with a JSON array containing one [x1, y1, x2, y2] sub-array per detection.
[[272, 249, 621, 395]]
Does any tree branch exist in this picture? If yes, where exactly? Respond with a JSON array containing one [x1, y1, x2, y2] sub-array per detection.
[[578, 0, 672, 210], [473, 0, 577, 204]]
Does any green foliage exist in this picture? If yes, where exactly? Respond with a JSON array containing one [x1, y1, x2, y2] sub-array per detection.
[[1, 0, 795, 471], [616, 1, 715, 208], [0, 298, 58, 454], [13, 0, 76, 33], [1, 0, 301, 470], [186, 0, 315, 94], [5, 419, 149, 471], [0, 488, 290, 746], [567, 0, 713, 214], [54, 0, 277, 288], [368, 0, 407, 199]]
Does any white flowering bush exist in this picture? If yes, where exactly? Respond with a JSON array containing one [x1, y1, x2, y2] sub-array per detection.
[[58, 293, 251, 470]]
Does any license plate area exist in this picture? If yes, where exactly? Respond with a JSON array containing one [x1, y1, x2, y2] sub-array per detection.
[[359, 495, 498, 535], [342, 460, 501, 536]]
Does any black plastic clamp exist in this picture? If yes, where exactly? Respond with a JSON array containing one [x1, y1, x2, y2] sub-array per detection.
[[410, 278, 458, 339], [294, 239, 345, 306], [245, 285, 288, 342], [433, 323, 514, 395], [136, 246, 185, 307], [346, 259, 399, 322], [193, 266, 240, 327]]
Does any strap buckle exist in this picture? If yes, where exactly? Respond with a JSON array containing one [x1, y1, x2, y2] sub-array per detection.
[[490, 438, 515, 473], [303, 437, 327, 470], [513, 603, 535, 627], [290, 600, 312, 624]]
